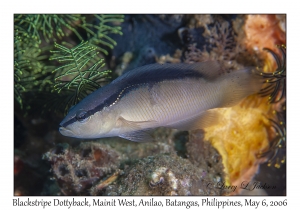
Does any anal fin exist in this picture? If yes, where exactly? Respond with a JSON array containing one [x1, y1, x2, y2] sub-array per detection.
[[119, 130, 154, 142], [166, 110, 220, 130]]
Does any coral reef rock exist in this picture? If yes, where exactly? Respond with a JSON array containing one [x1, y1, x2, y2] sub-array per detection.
[[105, 154, 224, 196], [44, 142, 121, 195]]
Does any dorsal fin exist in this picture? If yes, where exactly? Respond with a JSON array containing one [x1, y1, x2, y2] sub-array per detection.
[[182, 61, 223, 80], [114, 61, 223, 85]]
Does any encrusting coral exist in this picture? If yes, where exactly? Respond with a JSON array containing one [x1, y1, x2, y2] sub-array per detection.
[[244, 15, 285, 65]]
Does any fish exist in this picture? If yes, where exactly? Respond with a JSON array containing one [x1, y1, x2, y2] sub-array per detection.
[[59, 61, 262, 142]]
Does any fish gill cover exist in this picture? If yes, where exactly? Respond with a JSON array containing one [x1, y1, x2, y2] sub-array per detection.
[[14, 14, 286, 196]]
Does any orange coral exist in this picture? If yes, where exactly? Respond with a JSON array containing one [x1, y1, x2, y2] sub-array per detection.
[[202, 50, 285, 194], [244, 14, 286, 70], [203, 95, 273, 194], [196, 15, 286, 195], [178, 15, 285, 195], [245, 15, 285, 51]]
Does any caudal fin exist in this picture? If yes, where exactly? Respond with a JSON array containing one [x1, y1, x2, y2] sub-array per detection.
[[219, 68, 263, 107]]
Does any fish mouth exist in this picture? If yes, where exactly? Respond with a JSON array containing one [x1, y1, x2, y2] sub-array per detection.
[[59, 126, 75, 137]]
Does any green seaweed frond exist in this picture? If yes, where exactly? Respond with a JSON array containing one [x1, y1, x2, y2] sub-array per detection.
[[14, 26, 54, 108], [14, 14, 123, 114], [14, 28, 28, 108], [83, 14, 124, 55], [14, 14, 84, 43], [14, 27, 42, 108], [14, 57, 26, 108], [14, 14, 124, 54], [50, 41, 112, 113]]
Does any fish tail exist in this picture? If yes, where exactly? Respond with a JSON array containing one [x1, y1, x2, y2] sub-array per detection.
[[219, 68, 263, 107]]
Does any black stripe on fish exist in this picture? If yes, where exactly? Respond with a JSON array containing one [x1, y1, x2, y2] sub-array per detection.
[[61, 62, 221, 127]]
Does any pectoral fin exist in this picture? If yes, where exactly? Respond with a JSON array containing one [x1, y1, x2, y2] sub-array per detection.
[[117, 116, 158, 129], [117, 116, 157, 142]]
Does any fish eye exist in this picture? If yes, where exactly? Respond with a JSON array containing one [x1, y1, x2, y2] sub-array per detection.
[[76, 110, 89, 123]]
